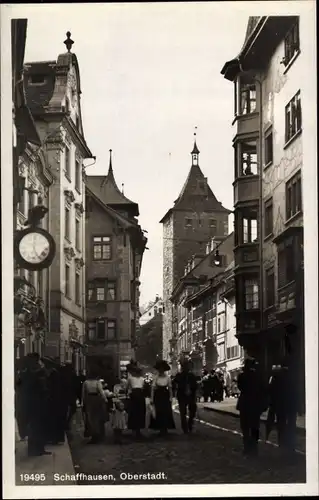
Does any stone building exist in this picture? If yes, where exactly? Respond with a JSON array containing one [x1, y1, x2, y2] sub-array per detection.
[[160, 137, 230, 363], [139, 295, 165, 326], [12, 19, 53, 360], [171, 232, 237, 374], [23, 33, 94, 372], [85, 151, 147, 383], [221, 16, 306, 406]]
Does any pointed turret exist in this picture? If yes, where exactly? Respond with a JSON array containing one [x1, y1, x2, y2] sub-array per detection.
[[87, 149, 139, 217], [191, 128, 200, 166], [160, 133, 230, 223]]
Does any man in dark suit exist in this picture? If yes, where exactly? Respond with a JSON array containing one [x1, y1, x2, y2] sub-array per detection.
[[173, 358, 198, 434]]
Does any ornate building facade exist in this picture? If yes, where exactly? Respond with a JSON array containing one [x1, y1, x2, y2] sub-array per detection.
[[221, 16, 305, 407], [22, 33, 94, 372], [85, 151, 147, 383], [160, 138, 230, 366]]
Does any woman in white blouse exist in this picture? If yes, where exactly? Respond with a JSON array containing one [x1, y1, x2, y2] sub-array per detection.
[[126, 361, 146, 438], [149, 360, 175, 435]]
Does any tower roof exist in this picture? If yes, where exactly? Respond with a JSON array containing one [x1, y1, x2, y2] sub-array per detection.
[[191, 140, 200, 155], [86, 150, 139, 217], [160, 161, 230, 223]]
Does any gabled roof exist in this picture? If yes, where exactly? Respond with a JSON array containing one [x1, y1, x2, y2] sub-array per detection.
[[24, 44, 92, 158], [87, 151, 139, 216], [86, 186, 138, 230]]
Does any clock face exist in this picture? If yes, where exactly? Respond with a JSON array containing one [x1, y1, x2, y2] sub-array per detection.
[[19, 232, 51, 264]]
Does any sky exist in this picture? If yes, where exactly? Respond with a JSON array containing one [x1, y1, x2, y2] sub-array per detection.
[[6, 2, 251, 306]]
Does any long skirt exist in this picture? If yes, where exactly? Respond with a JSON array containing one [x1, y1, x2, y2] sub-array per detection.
[[84, 394, 106, 439], [149, 386, 175, 431], [128, 389, 146, 430]]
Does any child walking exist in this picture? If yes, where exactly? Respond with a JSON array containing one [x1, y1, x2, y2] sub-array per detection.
[[110, 379, 128, 443]]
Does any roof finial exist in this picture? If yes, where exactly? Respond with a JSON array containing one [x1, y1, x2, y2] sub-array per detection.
[[108, 149, 113, 173], [122, 183, 125, 194], [64, 31, 74, 53], [191, 126, 200, 157]]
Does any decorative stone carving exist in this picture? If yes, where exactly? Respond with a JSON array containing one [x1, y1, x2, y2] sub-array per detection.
[[75, 202, 84, 214], [75, 257, 84, 270], [18, 163, 27, 175], [64, 189, 75, 203], [64, 246, 76, 261]]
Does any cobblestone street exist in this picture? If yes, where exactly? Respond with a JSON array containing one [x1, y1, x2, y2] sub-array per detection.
[[68, 406, 306, 485]]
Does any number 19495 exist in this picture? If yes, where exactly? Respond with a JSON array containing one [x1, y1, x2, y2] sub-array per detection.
[[20, 473, 46, 482]]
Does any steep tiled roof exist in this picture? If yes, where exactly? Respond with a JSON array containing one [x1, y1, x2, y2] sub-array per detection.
[[23, 61, 56, 114], [86, 156, 139, 216], [241, 17, 262, 51]]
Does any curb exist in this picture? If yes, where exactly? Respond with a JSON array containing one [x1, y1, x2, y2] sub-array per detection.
[[203, 405, 306, 436]]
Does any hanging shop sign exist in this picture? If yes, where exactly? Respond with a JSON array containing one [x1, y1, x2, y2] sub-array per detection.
[[14, 226, 56, 271]]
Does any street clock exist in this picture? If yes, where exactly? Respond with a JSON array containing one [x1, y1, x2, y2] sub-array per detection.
[[14, 227, 56, 271]]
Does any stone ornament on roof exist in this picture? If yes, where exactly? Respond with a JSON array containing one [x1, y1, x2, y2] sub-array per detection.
[[64, 32, 74, 53]]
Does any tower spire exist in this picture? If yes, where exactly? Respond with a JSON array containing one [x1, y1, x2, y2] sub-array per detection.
[[108, 149, 113, 175], [191, 126, 200, 166]]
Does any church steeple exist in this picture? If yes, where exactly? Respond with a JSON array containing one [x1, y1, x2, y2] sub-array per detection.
[[191, 127, 200, 166]]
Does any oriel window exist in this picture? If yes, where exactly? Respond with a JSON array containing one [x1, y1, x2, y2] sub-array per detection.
[[244, 279, 259, 310], [93, 236, 112, 260], [240, 83, 257, 114], [243, 213, 258, 243], [239, 142, 258, 176]]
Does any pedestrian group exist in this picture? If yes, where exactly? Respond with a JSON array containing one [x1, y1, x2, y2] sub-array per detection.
[[15, 353, 302, 459]]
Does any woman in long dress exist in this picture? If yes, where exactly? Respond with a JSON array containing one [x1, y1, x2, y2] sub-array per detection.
[[82, 370, 107, 444], [149, 360, 175, 436], [126, 362, 146, 438]]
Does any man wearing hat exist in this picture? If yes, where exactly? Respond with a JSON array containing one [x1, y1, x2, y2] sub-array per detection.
[[172, 358, 198, 434]]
